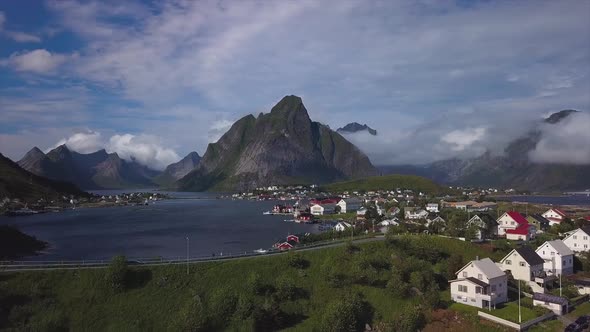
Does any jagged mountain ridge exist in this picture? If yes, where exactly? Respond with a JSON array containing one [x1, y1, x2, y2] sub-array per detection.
[[381, 110, 589, 191], [337, 122, 377, 135], [154, 151, 201, 186], [17, 145, 160, 189], [0, 153, 88, 202], [177, 95, 378, 191]]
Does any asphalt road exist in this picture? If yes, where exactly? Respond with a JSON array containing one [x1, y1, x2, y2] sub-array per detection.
[[0, 235, 385, 273]]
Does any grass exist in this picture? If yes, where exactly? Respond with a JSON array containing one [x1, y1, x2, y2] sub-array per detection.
[[450, 301, 538, 323], [321, 174, 449, 195], [567, 302, 590, 319], [315, 212, 356, 220], [0, 235, 516, 331]]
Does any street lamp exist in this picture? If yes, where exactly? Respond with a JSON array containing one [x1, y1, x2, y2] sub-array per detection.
[[186, 236, 189, 275]]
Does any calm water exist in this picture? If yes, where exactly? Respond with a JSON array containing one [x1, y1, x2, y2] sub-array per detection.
[[0, 192, 318, 260], [499, 194, 590, 206]]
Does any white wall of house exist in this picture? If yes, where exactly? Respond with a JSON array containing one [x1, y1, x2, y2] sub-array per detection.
[[575, 284, 590, 295], [450, 263, 508, 309], [536, 243, 574, 276], [542, 209, 564, 221], [336, 200, 347, 214], [497, 213, 518, 236], [310, 204, 324, 216], [533, 299, 567, 315], [563, 229, 590, 253], [499, 251, 543, 282], [426, 204, 439, 213]]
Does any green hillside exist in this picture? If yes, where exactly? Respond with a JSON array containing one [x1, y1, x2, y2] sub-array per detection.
[[321, 174, 448, 194]]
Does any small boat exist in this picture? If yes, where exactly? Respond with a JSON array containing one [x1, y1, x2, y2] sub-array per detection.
[[254, 248, 268, 254], [262, 211, 272, 215]]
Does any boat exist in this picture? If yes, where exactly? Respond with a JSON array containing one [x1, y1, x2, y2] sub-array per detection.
[[254, 248, 268, 254], [262, 211, 272, 215], [6, 206, 38, 216]]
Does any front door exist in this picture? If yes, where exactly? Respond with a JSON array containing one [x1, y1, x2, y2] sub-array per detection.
[[482, 300, 489, 309]]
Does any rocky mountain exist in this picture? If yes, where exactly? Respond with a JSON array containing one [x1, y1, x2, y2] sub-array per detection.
[[154, 152, 201, 186], [381, 110, 589, 191], [17, 145, 160, 189], [337, 122, 377, 135], [178, 95, 378, 191], [0, 153, 87, 202]]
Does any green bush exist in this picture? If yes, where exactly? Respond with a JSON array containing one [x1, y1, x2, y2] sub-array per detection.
[[247, 272, 265, 295], [287, 252, 309, 269], [104, 255, 128, 293], [252, 299, 285, 332], [173, 295, 207, 332], [321, 293, 371, 332], [275, 276, 297, 300], [208, 287, 238, 325]]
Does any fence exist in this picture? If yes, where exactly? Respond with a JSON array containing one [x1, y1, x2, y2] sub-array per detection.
[[478, 311, 555, 331]]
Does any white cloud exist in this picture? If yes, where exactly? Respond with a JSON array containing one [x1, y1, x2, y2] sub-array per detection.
[[51, 131, 103, 154], [529, 112, 590, 165], [107, 134, 180, 170], [4, 49, 75, 73], [441, 127, 487, 152]]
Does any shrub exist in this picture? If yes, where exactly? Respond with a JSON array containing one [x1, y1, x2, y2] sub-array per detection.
[[174, 295, 207, 332], [208, 288, 238, 324], [275, 276, 297, 300], [247, 272, 265, 295], [321, 293, 371, 332], [234, 295, 254, 320], [379, 305, 426, 332], [287, 252, 309, 269], [386, 272, 409, 297], [104, 255, 128, 293], [252, 299, 285, 332]]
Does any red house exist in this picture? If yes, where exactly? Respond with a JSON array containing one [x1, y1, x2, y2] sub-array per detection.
[[287, 235, 299, 243], [276, 242, 294, 250]]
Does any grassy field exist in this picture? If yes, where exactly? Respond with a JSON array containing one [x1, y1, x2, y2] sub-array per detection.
[[0, 235, 519, 331], [321, 174, 449, 195]]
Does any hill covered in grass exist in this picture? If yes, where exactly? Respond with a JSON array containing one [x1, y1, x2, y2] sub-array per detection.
[[0, 235, 506, 331], [321, 174, 450, 194]]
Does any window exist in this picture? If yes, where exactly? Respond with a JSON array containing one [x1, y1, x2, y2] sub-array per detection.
[[519, 261, 526, 267], [471, 298, 476, 302], [463, 271, 468, 277], [511, 221, 515, 225], [491, 285, 496, 292], [585, 245, 588, 249], [506, 260, 512, 265], [476, 286, 482, 294], [574, 236, 578, 239], [563, 260, 566, 265], [478, 274, 483, 280], [551, 252, 555, 256], [584, 236, 588, 240], [575, 243, 578, 247], [458, 285, 468, 292], [543, 251, 545, 255]]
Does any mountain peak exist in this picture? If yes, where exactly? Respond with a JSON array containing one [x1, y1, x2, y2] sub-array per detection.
[[545, 109, 578, 124], [23, 146, 46, 158], [270, 95, 305, 115], [337, 122, 377, 135]]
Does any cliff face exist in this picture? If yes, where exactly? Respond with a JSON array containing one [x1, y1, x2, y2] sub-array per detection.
[[18, 145, 158, 189], [154, 152, 201, 186], [178, 95, 378, 191]]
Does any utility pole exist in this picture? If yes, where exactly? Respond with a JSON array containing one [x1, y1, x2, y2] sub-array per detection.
[[186, 236, 190, 275], [560, 273, 562, 297], [518, 279, 522, 323]]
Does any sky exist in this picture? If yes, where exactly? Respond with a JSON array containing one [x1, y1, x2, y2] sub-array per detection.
[[0, 0, 589, 170]]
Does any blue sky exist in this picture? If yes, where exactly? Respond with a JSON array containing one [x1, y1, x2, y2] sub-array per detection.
[[1, 0, 589, 169]]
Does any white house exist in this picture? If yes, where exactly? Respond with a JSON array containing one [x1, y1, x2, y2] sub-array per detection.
[[334, 221, 352, 232], [542, 208, 567, 226], [573, 279, 590, 295], [426, 203, 439, 213], [505, 224, 536, 242], [498, 247, 552, 293], [563, 227, 590, 253], [336, 199, 347, 213], [532, 293, 569, 315], [310, 204, 325, 216], [497, 211, 529, 236], [536, 240, 574, 276], [426, 216, 446, 228], [405, 208, 428, 220], [467, 215, 497, 240], [449, 258, 508, 309], [356, 207, 367, 216]]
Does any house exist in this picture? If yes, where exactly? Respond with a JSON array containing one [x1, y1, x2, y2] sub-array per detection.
[[286, 235, 299, 243], [498, 247, 552, 291], [356, 207, 367, 217], [386, 207, 401, 218], [563, 227, 590, 253], [334, 221, 352, 232], [276, 242, 294, 250], [506, 224, 536, 241], [467, 214, 497, 240], [336, 199, 347, 213], [426, 203, 439, 213], [405, 208, 428, 220], [449, 257, 508, 309], [426, 216, 446, 228], [532, 293, 568, 315], [442, 200, 497, 212], [542, 208, 567, 226], [310, 204, 325, 216], [295, 212, 313, 223], [497, 211, 529, 236], [527, 214, 551, 232], [379, 218, 400, 227], [536, 240, 574, 276]]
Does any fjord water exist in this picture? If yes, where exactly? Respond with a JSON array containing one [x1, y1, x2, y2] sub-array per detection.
[[0, 192, 318, 260]]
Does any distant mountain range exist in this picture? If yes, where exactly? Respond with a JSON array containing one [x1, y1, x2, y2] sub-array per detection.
[[17, 145, 160, 189], [0, 153, 87, 202], [337, 122, 377, 135], [154, 151, 201, 186], [177, 96, 378, 191], [380, 110, 590, 191]]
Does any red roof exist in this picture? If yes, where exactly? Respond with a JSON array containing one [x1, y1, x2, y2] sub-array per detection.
[[586, 216, 590, 221], [506, 224, 531, 235], [554, 208, 567, 217], [547, 217, 562, 223], [507, 211, 528, 225]]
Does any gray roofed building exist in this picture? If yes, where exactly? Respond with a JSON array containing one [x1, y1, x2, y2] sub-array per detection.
[[532, 292, 568, 305], [466, 257, 505, 279], [514, 246, 545, 266]]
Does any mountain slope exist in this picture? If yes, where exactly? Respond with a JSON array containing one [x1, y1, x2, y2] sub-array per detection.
[[383, 110, 589, 191], [154, 152, 201, 186], [18, 145, 159, 189], [337, 122, 377, 135], [178, 95, 378, 191], [0, 153, 87, 202], [322, 174, 449, 194]]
